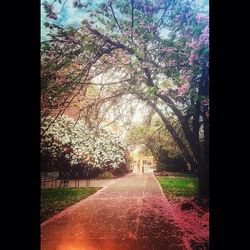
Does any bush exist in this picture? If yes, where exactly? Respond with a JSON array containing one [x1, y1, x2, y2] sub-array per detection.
[[41, 152, 58, 172], [98, 171, 114, 179], [154, 171, 169, 176], [156, 162, 168, 172], [157, 155, 188, 172], [113, 163, 129, 176]]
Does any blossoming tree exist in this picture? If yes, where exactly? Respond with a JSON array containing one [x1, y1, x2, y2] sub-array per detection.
[[41, 115, 128, 175], [41, 0, 209, 198]]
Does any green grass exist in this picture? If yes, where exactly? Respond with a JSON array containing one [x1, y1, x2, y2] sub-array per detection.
[[41, 187, 101, 223], [157, 172, 198, 197], [165, 172, 197, 178]]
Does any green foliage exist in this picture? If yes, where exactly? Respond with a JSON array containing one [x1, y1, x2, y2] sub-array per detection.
[[187, 88, 198, 102], [146, 86, 158, 97], [157, 153, 188, 172], [126, 117, 184, 162], [198, 46, 209, 57], [41, 187, 100, 222], [156, 162, 168, 172], [97, 171, 114, 179]]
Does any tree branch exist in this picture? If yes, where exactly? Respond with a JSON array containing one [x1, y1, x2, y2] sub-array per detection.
[[109, 3, 124, 35], [131, 0, 134, 44], [146, 100, 196, 169]]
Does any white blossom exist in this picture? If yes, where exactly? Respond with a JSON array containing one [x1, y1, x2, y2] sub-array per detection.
[[41, 115, 127, 169]]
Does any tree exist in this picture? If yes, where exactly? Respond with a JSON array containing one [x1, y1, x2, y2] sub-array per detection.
[[41, 0, 209, 198], [41, 115, 128, 174], [126, 118, 180, 159], [126, 116, 189, 171]]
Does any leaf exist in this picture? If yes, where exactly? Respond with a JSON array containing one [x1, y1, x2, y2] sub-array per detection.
[[160, 80, 169, 88], [81, 19, 89, 25], [192, 94, 199, 103], [198, 46, 209, 56], [147, 86, 157, 96]]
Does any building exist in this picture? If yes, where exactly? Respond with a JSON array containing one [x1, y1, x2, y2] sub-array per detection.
[[130, 155, 156, 173]]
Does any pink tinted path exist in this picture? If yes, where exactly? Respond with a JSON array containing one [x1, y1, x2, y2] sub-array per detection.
[[41, 173, 184, 250]]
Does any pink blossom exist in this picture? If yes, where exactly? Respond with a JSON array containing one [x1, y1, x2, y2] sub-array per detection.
[[152, 3, 158, 9], [205, 111, 209, 118], [199, 25, 209, 46], [48, 4, 54, 11], [59, 76, 66, 83], [180, 75, 189, 82], [189, 51, 198, 65], [123, 60, 131, 65], [201, 98, 209, 106], [66, 36, 77, 43], [161, 48, 169, 53], [142, 63, 150, 69], [107, 54, 117, 64], [168, 60, 175, 66], [48, 12, 57, 20], [169, 198, 209, 249], [123, 31, 129, 36], [76, 60, 82, 66], [124, 28, 137, 36], [160, 88, 168, 96], [178, 83, 189, 95], [187, 38, 200, 50], [145, 6, 157, 13], [144, 24, 157, 32], [196, 13, 209, 23], [175, 15, 182, 21], [186, 12, 192, 18]]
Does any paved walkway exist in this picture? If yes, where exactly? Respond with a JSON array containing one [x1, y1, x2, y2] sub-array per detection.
[[41, 173, 184, 250]]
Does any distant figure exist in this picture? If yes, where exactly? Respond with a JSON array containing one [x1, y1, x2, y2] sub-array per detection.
[[137, 161, 141, 173], [63, 172, 70, 187], [130, 164, 134, 173], [59, 172, 69, 187]]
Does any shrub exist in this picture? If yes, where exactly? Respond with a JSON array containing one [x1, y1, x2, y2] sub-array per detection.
[[113, 163, 129, 176], [157, 155, 188, 172], [98, 171, 114, 179]]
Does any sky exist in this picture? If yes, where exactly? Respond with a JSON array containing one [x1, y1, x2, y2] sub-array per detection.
[[41, 0, 95, 41], [41, 0, 208, 41]]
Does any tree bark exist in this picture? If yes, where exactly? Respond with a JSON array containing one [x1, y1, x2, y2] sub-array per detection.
[[197, 161, 209, 198]]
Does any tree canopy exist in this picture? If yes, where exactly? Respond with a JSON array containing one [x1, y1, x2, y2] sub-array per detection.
[[41, 0, 209, 197]]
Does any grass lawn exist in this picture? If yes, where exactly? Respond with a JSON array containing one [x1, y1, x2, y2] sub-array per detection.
[[157, 172, 198, 197], [41, 187, 101, 223]]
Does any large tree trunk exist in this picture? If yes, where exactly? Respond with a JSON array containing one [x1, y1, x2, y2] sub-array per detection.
[[198, 70, 209, 199], [148, 100, 210, 198], [199, 112, 209, 198]]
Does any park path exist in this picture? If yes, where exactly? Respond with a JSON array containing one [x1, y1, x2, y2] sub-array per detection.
[[41, 173, 184, 250]]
